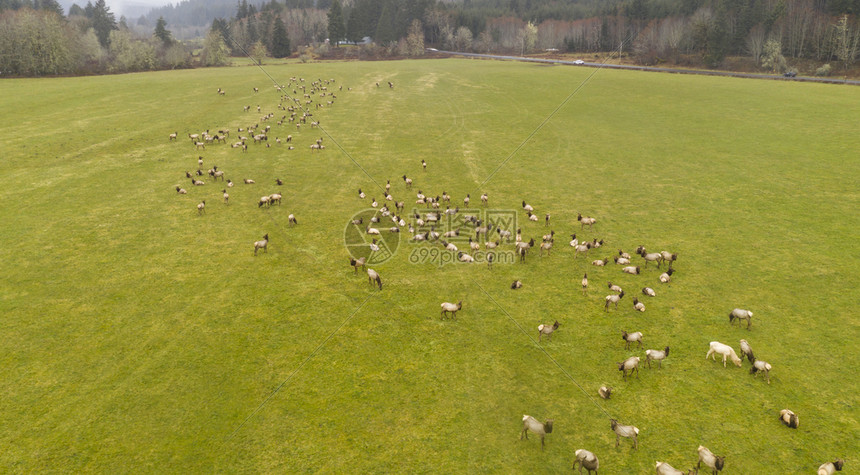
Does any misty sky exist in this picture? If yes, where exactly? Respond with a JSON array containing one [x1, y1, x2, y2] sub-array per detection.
[[62, 0, 171, 18], [107, 0, 169, 17]]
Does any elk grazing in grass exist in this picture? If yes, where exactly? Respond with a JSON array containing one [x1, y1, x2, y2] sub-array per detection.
[[750, 360, 772, 384], [573, 449, 599, 474], [367, 269, 382, 289], [706, 341, 742, 367], [739, 339, 755, 363], [697, 446, 725, 475], [729, 308, 753, 330], [617, 356, 640, 380]]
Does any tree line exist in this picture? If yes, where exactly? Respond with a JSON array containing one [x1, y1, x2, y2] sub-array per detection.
[[0, 0, 197, 75], [221, 0, 857, 72], [1, 0, 857, 76]]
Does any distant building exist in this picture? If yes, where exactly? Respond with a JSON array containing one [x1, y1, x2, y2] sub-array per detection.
[[338, 36, 373, 46]]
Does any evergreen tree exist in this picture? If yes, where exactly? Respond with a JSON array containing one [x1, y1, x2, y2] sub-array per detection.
[[247, 18, 258, 43], [69, 3, 85, 16], [211, 17, 230, 41], [327, 0, 345, 46], [91, 0, 117, 48], [346, 3, 365, 42], [702, 10, 729, 67], [375, 1, 395, 43], [35, 0, 64, 16], [154, 16, 173, 45], [236, 0, 248, 20], [271, 17, 290, 57]]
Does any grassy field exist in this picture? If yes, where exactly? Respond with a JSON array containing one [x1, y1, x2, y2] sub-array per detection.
[[1, 58, 858, 473]]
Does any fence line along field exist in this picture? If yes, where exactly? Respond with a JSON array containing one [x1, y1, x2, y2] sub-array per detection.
[[0, 58, 857, 473]]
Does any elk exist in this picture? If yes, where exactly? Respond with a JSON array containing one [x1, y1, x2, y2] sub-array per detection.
[[521, 415, 553, 450], [440, 301, 462, 319], [538, 321, 560, 342]]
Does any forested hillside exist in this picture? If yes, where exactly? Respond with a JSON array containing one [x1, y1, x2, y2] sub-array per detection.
[[1, 0, 858, 76]]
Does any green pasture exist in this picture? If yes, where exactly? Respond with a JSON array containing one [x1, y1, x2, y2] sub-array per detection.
[[0, 58, 857, 473]]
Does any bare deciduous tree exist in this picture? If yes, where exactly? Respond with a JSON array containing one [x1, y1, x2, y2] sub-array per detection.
[[746, 24, 767, 65]]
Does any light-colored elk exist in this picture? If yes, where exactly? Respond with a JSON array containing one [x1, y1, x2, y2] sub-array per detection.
[[605, 291, 625, 311], [538, 321, 560, 342], [440, 301, 462, 319], [706, 341, 742, 367], [645, 347, 670, 368], [367, 269, 382, 289], [253, 234, 268, 255], [617, 356, 640, 380], [578, 213, 596, 229], [656, 461, 697, 475], [610, 419, 639, 449], [750, 360, 772, 384], [622, 330, 643, 349]]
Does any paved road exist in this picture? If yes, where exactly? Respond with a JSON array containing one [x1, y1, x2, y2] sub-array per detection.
[[427, 49, 860, 86]]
